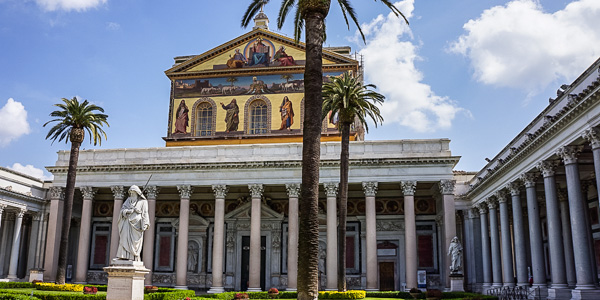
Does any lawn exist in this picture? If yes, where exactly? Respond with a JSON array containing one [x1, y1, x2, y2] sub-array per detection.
[[1, 287, 107, 296]]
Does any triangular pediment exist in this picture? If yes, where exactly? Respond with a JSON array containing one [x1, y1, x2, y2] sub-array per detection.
[[173, 214, 209, 229], [224, 201, 284, 221], [165, 28, 357, 78]]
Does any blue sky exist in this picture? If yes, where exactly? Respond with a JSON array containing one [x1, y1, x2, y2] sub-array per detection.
[[1, 0, 599, 180]]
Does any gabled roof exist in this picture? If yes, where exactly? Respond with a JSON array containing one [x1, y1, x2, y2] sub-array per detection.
[[164, 28, 358, 79]]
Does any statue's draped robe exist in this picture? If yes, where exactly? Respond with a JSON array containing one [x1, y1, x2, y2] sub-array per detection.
[[174, 105, 189, 134], [279, 100, 294, 130], [116, 197, 150, 261], [222, 102, 239, 132]]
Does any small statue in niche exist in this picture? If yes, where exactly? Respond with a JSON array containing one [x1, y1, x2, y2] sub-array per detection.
[[447, 236, 463, 274]]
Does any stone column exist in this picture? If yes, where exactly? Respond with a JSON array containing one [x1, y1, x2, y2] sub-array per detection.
[[143, 186, 159, 285], [440, 180, 456, 288], [109, 186, 125, 260], [362, 182, 378, 291], [584, 127, 600, 204], [520, 173, 547, 288], [209, 184, 228, 294], [44, 186, 64, 281], [478, 203, 492, 288], [496, 190, 515, 287], [537, 161, 568, 289], [26, 212, 41, 273], [8, 208, 26, 279], [285, 183, 300, 291], [506, 182, 528, 287], [75, 186, 96, 283], [401, 181, 417, 289], [486, 198, 502, 287], [558, 188, 576, 287], [323, 182, 338, 290], [557, 145, 596, 289], [176, 185, 192, 289], [248, 184, 264, 291]]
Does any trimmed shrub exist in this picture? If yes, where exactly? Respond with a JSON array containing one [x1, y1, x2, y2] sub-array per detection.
[[318, 290, 366, 299], [0, 283, 34, 289], [35, 282, 84, 292], [143, 289, 196, 300], [0, 293, 42, 300]]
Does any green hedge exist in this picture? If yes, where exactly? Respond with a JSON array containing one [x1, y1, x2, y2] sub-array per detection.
[[144, 289, 195, 300], [0, 292, 41, 300], [319, 291, 365, 299], [365, 291, 412, 298], [0, 289, 105, 300], [213, 291, 365, 300], [0, 283, 34, 289]]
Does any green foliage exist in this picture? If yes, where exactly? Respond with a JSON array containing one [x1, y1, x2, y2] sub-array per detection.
[[0, 283, 34, 289], [44, 97, 109, 145], [440, 292, 496, 299], [143, 289, 195, 300], [0, 289, 104, 300], [319, 290, 366, 299], [0, 292, 41, 300], [213, 290, 365, 300], [365, 291, 412, 299]]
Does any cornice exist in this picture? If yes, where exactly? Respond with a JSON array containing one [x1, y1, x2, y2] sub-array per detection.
[[0, 187, 46, 203], [47, 156, 460, 174], [166, 64, 358, 80]]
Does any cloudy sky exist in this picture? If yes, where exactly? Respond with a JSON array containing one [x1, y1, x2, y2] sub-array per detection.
[[1, 0, 599, 180]]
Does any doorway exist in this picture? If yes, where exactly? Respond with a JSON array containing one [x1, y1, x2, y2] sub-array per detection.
[[241, 236, 266, 291], [379, 262, 395, 291]]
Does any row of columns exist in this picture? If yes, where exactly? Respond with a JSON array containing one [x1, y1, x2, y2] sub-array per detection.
[[0, 202, 37, 280], [474, 127, 600, 297]]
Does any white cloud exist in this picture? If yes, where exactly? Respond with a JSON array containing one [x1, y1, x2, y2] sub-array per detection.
[[357, 0, 465, 133], [0, 98, 30, 147], [8, 163, 53, 181], [35, 0, 107, 12], [106, 22, 120, 30], [449, 0, 600, 93]]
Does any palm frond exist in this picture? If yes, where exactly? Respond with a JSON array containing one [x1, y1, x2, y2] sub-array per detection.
[[337, 0, 365, 43], [44, 97, 110, 146], [241, 0, 269, 28], [277, 0, 297, 29]]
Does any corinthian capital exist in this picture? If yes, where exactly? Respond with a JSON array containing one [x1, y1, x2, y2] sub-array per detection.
[[212, 184, 228, 199], [49, 186, 64, 200], [486, 198, 498, 210], [177, 185, 193, 199], [506, 181, 521, 196], [495, 190, 508, 203], [477, 202, 487, 214], [248, 184, 264, 198], [439, 179, 456, 195], [80, 186, 97, 200], [145, 186, 160, 199], [323, 182, 338, 197], [362, 182, 378, 197], [557, 145, 583, 165], [583, 127, 600, 150], [400, 181, 417, 196], [520, 173, 538, 188], [537, 160, 559, 178], [17, 208, 27, 218], [111, 185, 125, 199], [285, 183, 301, 198]]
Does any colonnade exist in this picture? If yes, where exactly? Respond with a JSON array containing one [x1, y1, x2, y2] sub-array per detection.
[[0, 202, 41, 280], [471, 127, 600, 299]]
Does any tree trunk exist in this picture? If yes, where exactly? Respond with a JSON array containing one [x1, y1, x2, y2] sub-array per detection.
[[298, 9, 327, 300], [56, 139, 81, 284], [337, 122, 350, 291]]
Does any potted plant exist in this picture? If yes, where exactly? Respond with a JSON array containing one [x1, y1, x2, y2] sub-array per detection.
[[409, 288, 422, 299], [144, 285, 159, 293], [234, 293, 249, 300], [268, 288, 280, 299], [83, 286, 98, 295]]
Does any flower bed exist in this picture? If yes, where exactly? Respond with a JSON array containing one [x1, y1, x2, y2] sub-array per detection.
[[35, 282, 84, 292]]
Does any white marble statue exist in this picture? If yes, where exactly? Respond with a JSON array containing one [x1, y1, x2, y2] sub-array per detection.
[[116, 185, 150, 261], [447, 236, 463, 274]]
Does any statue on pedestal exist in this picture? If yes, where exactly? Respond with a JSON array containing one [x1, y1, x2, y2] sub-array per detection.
[[447, 236, 463, 275], [116, 185, 150, 261]]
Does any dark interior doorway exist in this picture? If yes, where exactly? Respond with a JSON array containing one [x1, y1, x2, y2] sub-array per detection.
[[241, 236, 266, 291]]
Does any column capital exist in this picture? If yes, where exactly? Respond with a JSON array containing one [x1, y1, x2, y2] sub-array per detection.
[[111, 185, 125, 199], [557, 145, 583, 165], [49, 186, 64, 200], [323, 182, 338, 197], [31, 211, 41, 221], [145, 186, 160, 199], [439, 179, 456, 195], [495, 190, 509, 203], [537, 160, 559, 177], [467, 208, 479, 219], [285, 183, 301, 198], [16, 208, 27, 218], [362, 182, 378, 197], [477, 202, 488, 214], [520, 173, 538, 188], [177, 185, 193, 199], [0, 203, 6, 214], [400, 181, 417, 196], [506, 181, 521, 196], [583, 127, 600, 149], [487, 198, 498, 210], [248, 184, 264, 198], [212, 184, 228, 199], [80, 186, 97, 200]]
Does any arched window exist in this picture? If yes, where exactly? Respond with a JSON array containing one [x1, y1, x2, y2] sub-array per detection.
[[195, 102, 213, 136], [191, 98, 217, 136], [249, 100, 268, 134]]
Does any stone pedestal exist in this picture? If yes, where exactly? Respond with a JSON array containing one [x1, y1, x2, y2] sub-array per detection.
[[104, 259, 149, 300], [547, 288, 571, 300], [571, 289, 600, 300], [29, 269, 44, 282], [450, 275, 464, 292]]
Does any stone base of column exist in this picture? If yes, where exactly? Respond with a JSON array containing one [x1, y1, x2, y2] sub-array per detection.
[[286, 288, 297, 292], [365, 288, 379, 292], [247, 287, 262, 292], [208, 286, 225, 294], [450, 275, 465, 292], [571, 289, 600, 300], [530, 286, 548, 300], [6, 275, 17, 280], [174, 286, 188, 290], [104, 259, 149, 300], [29, 269, 43, 283], [502, 283, 516, 287], [547, 288, 571, 300]]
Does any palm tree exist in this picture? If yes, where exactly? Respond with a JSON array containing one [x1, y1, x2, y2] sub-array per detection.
[[281, 74, 294, 83], [44, 97, 109, 285], [226, 76, 238, 86], [323, 72, 384, 291], [242, 2, 405, 298]]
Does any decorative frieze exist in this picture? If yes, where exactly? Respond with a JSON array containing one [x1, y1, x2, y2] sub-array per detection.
[[177, 185, 193, 199], [80, 186, 97, 200], [376, 220, 403, 231], [557, 145, 583, 165], [212, 185, 228, 199], [323, 182, 338, 197], [49, 186, 64, 200], [439, 179, 456, 195], [226, 228, 236, 251], [520, 173, 538, 188], [400, 181, 417, 196], [583, 127, 600, 149], [248, 184, 264, 198], [285, 183, 300, 198], [362, 182, 378, 197], [145, 186, 160, 199], [110, 185, 124, 199]]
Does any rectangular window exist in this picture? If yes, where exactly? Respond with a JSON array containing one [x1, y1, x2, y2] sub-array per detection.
[[89, 222, 111, 270], [417, 235, 434, 268], [346, 236, 355, 269], [154, 223, 175, 272], [416, 221, 438, 272]]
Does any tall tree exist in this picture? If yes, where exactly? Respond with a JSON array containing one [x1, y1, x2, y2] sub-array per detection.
[[44, 97, 109, 285], [242, 1, 406, 298], [281, 73, 294, 83], [226, 76, 238, 86], [322, 72, 384, 290]]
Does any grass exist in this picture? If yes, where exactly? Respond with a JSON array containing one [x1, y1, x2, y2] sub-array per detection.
[[2, 288, 107, 296]]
